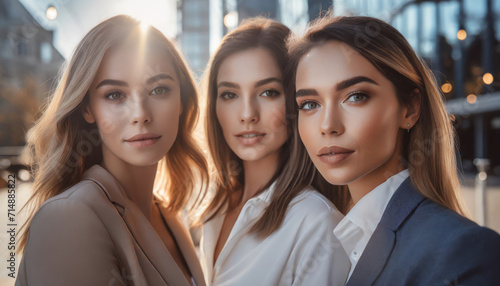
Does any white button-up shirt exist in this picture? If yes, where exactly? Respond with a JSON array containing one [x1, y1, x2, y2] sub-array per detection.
[[333, 169, 410, 281], [200, 182, 350, 286]]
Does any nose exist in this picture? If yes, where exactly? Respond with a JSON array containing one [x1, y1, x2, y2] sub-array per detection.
[[240, 96, 259, 123], [129, 94, 152, 125], [320, 102, 343, 135]]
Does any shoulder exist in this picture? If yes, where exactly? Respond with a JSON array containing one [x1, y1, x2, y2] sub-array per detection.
[[285, 187, 344, 226], [400, 199, 500, 261], [31, 180, 110, 231]]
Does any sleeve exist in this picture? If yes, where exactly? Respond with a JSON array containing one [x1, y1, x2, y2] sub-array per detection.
[[19, 198, 125, 286], [285, 207, 350, 286], [430, 226, 500, 286]]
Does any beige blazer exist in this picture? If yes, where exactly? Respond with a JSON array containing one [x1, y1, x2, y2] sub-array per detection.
[[16, 164, 206, 286]]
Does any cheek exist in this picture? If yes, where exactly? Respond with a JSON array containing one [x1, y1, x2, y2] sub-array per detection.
[[350, 107, 399, 155], [298, 115, 316, 151], [265, 104, 287, 135], [216, 103, 233, 134], [93, 106, 124, 136]]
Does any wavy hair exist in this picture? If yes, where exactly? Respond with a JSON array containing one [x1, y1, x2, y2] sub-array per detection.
[[285, 15, 468, 216], [19, 15, 209, 252]]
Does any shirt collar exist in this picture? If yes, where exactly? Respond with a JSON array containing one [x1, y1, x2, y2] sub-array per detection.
[[251, 180, 277, 204], [334, 169, 409, 254]]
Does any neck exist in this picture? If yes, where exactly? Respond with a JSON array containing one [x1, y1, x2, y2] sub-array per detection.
[[240, 150, 281, 204], [101, 150, 158, 221]]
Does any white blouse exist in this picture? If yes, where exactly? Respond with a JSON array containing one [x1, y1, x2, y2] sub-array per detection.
[[333, 169, 410, 281], [200, 182, 350, 286]]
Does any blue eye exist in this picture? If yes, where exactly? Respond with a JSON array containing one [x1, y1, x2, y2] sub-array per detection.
[[345, 92, 369, 103], [105, 91, 125, 101], [220, 92, 237, 100], [261, 89, 280, 97], [298, 101, 320, 110], [150, 86, 169, 96]]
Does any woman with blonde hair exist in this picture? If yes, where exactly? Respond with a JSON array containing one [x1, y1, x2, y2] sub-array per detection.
[[286, 15, 500, 285], [199, 18, 350, 286], [17, 15, 208, 286]]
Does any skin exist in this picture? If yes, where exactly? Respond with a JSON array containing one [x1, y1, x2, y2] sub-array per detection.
[[83, 42, 191, 281], [295, 40, 420, 205], [213, 47, 288, 263]]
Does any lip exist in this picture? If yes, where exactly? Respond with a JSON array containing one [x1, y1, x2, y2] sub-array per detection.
[[124, 133, 162, 148], [235, 131, 266, 146], [317, 145, 354, 165]]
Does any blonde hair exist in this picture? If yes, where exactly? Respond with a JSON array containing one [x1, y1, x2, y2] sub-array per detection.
[[285, 15, 469, 217], [19, 15, 209, 252]]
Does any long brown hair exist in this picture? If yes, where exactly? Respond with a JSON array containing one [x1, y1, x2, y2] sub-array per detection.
[[201, 17, 350, 237], [19, 15, 209, 252], [285, 15, 468, 216]]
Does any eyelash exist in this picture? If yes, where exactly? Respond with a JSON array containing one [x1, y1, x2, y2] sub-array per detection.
[[104, 85, 171, 101], [218, 89, 281, 100], [344, 91, 369, 104], [297, 91, 370, 110]]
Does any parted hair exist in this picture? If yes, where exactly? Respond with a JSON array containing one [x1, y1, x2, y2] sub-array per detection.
[[19, 15, 209, 252], [201, 17, 350, 237], [284, 14, 468, 216]]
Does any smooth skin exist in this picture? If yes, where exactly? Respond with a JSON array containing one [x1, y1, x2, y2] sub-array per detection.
[[214, 47, 288, 263], [83, 43, 191, 281], [295, 40, 420, 205]]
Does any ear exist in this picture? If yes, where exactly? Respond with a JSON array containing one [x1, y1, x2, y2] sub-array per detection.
[[401, 88, 421, 130], [82, 104, 96, 124]]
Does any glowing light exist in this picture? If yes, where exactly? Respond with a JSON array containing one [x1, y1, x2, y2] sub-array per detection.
[[441, 82, 452, 93], [140, 21, 150, 32], [18, 169, 31, 181], [224, 11, 238, 29], [457, 29, 467, 41], [466, 94, 477, 104], [478, 171, 487, 181], [46, 5, 57, 20], [483, 73, 494, 85]]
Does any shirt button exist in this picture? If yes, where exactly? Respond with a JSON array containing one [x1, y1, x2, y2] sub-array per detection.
[[352, 250, 360, 259]]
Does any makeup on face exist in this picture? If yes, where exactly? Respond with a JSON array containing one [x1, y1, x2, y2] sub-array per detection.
[[295, 41, 407, 194], [84, 43, 182, 168], [215, 48, 288, 162]]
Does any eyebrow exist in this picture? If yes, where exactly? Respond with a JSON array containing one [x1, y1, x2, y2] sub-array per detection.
[[295, 76, 378, 97], [336, 76, 378, 91], [217, 77, 282, 90], [95, 73, 174, 89], [146, 73, 174, 85]]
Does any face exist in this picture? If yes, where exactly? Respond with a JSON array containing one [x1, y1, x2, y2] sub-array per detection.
[[296, 41, 413, 193], [216, 48, 287, 162], [84, 42, 182, 168]]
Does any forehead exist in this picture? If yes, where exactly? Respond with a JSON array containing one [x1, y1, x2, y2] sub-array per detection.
[[217, 48, 281, 83], [94, 42, 178, 84], [296, 40, 382, 86]]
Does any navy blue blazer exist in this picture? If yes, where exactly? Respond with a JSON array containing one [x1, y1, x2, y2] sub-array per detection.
[[347, 177, 500, 286]]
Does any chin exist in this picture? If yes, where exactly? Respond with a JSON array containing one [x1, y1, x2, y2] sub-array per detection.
[[317, 168, 358, 186], [126, 156, 165, 167]]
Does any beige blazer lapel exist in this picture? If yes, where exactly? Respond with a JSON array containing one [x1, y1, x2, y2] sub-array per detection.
[[82, 165, 191, 286], [160, 207, 207, 286]]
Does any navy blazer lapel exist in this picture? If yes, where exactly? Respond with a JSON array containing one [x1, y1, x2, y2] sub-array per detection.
[[347, 177, 426, 286]]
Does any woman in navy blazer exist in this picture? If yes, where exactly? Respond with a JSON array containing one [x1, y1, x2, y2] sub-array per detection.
[[284, 15, 500, 285]]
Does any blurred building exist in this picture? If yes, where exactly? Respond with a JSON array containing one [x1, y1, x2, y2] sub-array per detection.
[[178, 0, 211, 76], [0, 0, 64, 147]]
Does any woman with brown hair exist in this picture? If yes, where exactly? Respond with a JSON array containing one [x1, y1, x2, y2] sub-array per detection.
[[286, 15, 500, 285], [16, 15, 208, 286], [200, 18, 350, 286]]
